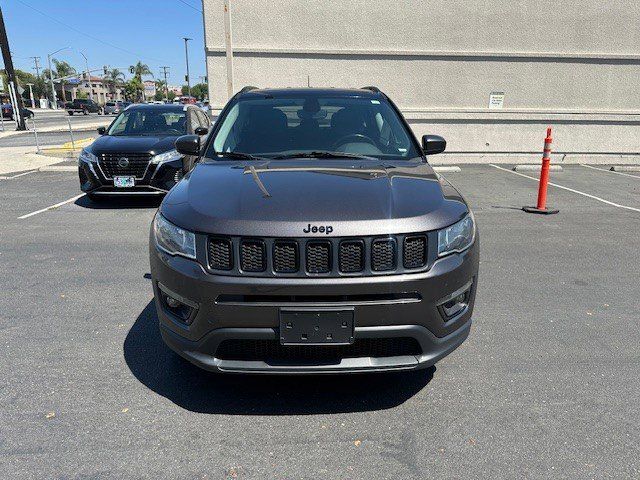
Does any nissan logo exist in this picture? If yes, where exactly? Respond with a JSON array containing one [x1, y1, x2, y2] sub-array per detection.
[[117, 157, 130, 168]]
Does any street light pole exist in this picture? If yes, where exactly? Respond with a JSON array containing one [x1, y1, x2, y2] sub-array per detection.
[[47, 46, 70, 109], [79, 51, 93, 101], [183, 37, 192, 98]]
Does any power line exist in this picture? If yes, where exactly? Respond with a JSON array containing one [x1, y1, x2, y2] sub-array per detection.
[[176, 0, 202, 12], [29, 56, 41, 76], [15, 0, 168, 64]]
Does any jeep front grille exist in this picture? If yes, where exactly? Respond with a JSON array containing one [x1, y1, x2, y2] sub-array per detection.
[[306, 241, 332, 273], [273, 241, 298, 273], [208, 238, 233, 270], [205, 234, 431, 277], [339, 241, 364, 273], [98, 153, 152, 179], [371, 239, 396, 271], [403, 235, 427, 269], [240, 240, 266, 272]]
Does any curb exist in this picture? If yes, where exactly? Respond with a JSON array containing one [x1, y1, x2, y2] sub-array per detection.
[[39, 165, 77, 172], [513, 165, 563, 172], [432, 166, 461, 173]]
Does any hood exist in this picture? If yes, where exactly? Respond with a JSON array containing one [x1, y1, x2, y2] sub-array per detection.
[[89, 135, 178, 156], [161, 159, 469, 237]]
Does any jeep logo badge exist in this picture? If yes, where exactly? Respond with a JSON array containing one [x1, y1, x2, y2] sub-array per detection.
[[118, 157, 129, 168], [303, 224, 333, 235]]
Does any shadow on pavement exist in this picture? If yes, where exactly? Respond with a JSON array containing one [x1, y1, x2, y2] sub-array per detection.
[[75, 195, 162, 210], [124, 301, 434, 415]]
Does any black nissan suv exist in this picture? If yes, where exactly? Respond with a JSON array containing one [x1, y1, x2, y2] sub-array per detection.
[[149, 87, 479, 374], [78, 104, 211, 200]]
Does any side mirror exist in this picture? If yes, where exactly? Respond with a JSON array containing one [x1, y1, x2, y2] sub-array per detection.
[[97, 126, 106, 135], [422, 135, 446, 155], [175, 134, 201, 156], [194, 126, 208, 136]]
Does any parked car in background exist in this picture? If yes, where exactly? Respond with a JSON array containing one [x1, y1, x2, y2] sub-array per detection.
[[1, 103, 13, 118], [66, 98, 103, 115], [78, 104, 211, 200], [0, 104, 33, 120]]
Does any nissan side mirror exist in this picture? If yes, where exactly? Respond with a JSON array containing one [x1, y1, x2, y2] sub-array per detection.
[[97, 126, 106, 135], [422, 135, 446, 155], [194, 126, 208, 136], [175, 134, 201, 156]]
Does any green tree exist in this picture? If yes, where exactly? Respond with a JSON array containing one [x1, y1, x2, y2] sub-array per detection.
[[154, 91, 164, 101], [191, 83, 208, 100], [128, 62, 152, 101], [124, 77, 143, 101], [167, 91, 176, 102], [103, 68, 125, 100], [52, 59, 76, 102]]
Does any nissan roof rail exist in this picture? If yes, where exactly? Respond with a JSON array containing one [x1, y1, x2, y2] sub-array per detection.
[[361, 86, 381, 93]]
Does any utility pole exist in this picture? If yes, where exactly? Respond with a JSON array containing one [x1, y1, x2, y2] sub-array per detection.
[[30, 56, 41, 77], [0, 7, 26, 130], [183, 37, 192, 98], [223, 0, 234, 98], [159, 66, 170, 101]]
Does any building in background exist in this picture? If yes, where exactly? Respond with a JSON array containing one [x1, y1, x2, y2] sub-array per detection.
[[202, 0, 640, 161], [74, 76, 123, 104]]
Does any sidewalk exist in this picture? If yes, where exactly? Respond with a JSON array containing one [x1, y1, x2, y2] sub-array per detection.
[[0, 119, 107, 140], [0, 146, 69, 175]]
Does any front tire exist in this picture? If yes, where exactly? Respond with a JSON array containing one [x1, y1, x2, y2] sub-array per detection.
[[68, 111, 74, 116]]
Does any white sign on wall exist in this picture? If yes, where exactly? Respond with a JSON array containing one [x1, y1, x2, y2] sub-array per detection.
[[488, 92, 505, 109]]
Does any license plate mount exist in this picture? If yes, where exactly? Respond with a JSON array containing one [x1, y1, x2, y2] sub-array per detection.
[[279, 308, 354, 345], [113, 176, 135, 188]]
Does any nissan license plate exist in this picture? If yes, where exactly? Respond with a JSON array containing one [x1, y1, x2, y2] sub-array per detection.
[[113, 176, 135, 188]]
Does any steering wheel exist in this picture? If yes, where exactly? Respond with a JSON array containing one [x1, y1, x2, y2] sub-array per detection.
[[332, 133, 377, 151]]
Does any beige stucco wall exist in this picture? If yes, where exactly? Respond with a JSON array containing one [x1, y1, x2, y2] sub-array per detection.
[[202, 0, 640, 157]]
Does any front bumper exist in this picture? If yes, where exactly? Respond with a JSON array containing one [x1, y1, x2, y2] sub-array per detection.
[[78, 158, 182, 195], [150, 236, 479, 374]]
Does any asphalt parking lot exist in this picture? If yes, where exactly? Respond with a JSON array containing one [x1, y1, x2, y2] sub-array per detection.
[[1, 165, 639, 479]]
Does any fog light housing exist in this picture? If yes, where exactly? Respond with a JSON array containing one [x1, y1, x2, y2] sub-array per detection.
[[437, 280, 473, 321], [157, 283, 198, 325]]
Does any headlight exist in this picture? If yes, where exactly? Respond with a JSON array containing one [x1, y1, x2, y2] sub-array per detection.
[[437, 213, 476, 257], [78, 149, 98, 163], [153, 213, 196, 259], [151, 149, 182, 165]]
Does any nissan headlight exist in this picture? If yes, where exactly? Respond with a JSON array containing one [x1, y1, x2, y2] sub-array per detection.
[[437, 213, 476, 257], [153, 213, 196, 259], [78, 149, 98, 164], [151, 149, 182, 165]]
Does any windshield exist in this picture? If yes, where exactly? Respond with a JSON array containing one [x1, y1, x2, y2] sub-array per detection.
[[107, 108, 187, 136], [207, 95, 420, 160]]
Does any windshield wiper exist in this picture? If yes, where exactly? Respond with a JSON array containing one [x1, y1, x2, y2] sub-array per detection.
[[271, 151, 375, 160], [213, 151, 268, 161]]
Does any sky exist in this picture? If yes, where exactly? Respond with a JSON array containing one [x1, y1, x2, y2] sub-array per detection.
[[1, 0, 206, 86]]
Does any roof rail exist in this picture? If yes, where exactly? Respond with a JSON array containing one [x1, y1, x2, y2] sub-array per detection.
[[239, 86, 259, 94], [361, 86, 381, 93]]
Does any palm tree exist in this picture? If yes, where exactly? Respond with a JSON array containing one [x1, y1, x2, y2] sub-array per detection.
[[52, 59, 76, 102], [103, 68, 125, 101], [129, 62, 152, 101]]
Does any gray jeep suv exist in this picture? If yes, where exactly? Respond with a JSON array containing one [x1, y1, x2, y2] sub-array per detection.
[[149, 87, 479, 374]]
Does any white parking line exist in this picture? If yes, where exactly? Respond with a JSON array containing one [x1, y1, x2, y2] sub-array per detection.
[[18, 194, 85, 220], [489, 164, 640, 213], [0, 170, 38, 180], [580, 164, 640, 179]]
